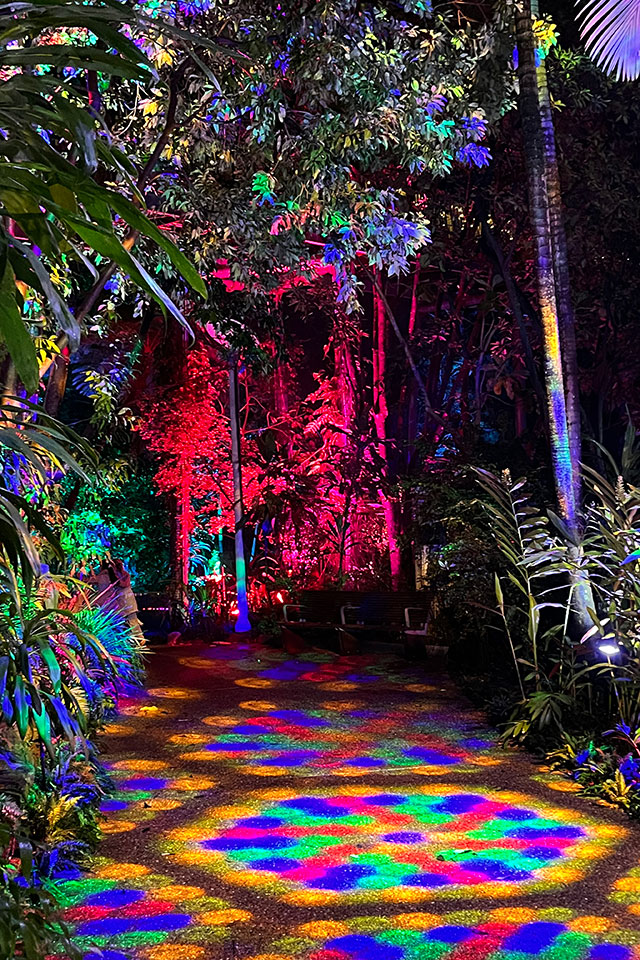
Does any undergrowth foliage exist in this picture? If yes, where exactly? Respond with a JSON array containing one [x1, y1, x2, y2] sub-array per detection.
[[477, 463, 640, 816]]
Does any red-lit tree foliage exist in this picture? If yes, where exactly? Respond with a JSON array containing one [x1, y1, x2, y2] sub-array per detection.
[[137, 345, 259, 599]]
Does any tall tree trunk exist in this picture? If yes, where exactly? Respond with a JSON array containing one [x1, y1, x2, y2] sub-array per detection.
[[373, 281, 402, 589], [229, 358, 251, 632], [43, 350, 69, 416], [179, 467, 190, 609], [516, 0, 592, 635], [516, 0, 577, 531], [335, 338, 358, 576], [531, 0, 582, 516]]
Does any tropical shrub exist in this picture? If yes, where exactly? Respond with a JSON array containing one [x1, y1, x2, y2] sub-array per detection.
[[477, 462, 640, 814]]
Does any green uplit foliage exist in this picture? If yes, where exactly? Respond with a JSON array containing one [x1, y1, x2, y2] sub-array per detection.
[[0, 0, 209, 389], [133, 0, 514, 307]]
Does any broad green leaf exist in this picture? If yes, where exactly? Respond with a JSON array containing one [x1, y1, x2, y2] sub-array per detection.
[[0, 256, 38, 392]]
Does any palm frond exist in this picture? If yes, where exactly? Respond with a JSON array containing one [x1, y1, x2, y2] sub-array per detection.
[[577, 0, 640, 81]]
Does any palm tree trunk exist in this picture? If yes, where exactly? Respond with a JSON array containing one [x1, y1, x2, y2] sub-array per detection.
[[516, 0, 593, 636], [515, 0, 577, 531], [532, 0, 582, 520]]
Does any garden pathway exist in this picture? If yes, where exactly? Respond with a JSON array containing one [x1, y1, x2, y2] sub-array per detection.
[[62, 642, 640, 960]]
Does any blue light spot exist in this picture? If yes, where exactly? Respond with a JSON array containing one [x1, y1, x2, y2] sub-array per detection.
[[403, 873, 451, 887], [368, 794, 406, 806], [85, 888, 146, 908], [425, 926, 476, 943], [460, 858, 531, 881], [201, 835, 296, 852], [503, 922, 566, 953], [403, 747, 460, 765], [99, 799, 128, 812], [312, 864, 377, 890], [249, 857, 301, 871], [590, 947, 633, 960], [327, 935, 404, 960], [119, 777, 167, 791], [382, 832, 424, 844], [242, 816, 285, 829], [432, 794, 485, 814]]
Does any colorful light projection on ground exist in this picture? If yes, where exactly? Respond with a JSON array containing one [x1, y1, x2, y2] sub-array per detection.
[[56, 859, 251, 959], [176, 645, 441, 689], [172, 703, 499, 777], [611, 863, 640, 916], [165, 786, 622, 906], [99, 758, 216, 835], [245, 908, 640, 960]]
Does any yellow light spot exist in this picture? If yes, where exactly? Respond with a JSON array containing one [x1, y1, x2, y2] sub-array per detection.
[[202, 715, 237, 727], [243, 766, 288, 777], [393, 913, 441, 930], [100, 820, 137, 834], [240, 700, 277, 711], [157, 885, 205, 901], [180, 751, 218, 763], [628, 904, 640, 916], [142, 946, 207, 960], [405, 683, 436, 693], [568, 917, 613, 934], [243, 955, 292, 960], [615, 878, 640, 891], [200, 908, 252, 924], [282, 889, 339, 905], [235, 678, 273, 688], [178, 657, 216, 668], [213, 804, 255, 818], [295, 921, 349, 938], [318, 681, 358, 691], [226, 871, 269, 888], [148, 687, 198, 699], [252, 788, 297, 800], [170, 777, 216, 791], [169, 733, 208, 745], [102, 723, 130, 735], [143, 798, 182, 811], [112, 759, 169, 772], [544, 780, 582, 793], [490, 908, 536, 923], [380, 887, 432, 903], [95, 863, 151, 879]]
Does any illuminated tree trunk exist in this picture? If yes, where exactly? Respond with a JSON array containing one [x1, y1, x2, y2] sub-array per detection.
[[532, 0, 581, 516], [373, 282, 402, 590], [516, 0, 593, 634], [179, 467, 190, 608], [516, 0, 577, 530], [229, 358, 251, 632], [335, 338, 358, 576]]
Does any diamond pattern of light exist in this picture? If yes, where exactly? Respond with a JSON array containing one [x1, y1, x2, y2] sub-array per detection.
[[165, 785, 619, 905]]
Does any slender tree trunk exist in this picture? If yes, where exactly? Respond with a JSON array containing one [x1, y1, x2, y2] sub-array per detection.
[[229, 358, 251, 632], [335, 338, 357, 575], [516, 0, 577, 530], [373, 281, 402, 589], [179, 468, 190, 610], [516, 0, 593, 635], [532, 0, 582, 516], [43, 350, 70, 416]]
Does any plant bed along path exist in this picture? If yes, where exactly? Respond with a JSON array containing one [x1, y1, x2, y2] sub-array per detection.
[[56, 642, 640, 960]]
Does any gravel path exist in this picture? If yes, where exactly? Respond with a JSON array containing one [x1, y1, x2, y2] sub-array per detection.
[[59, 642, 640, 960]]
